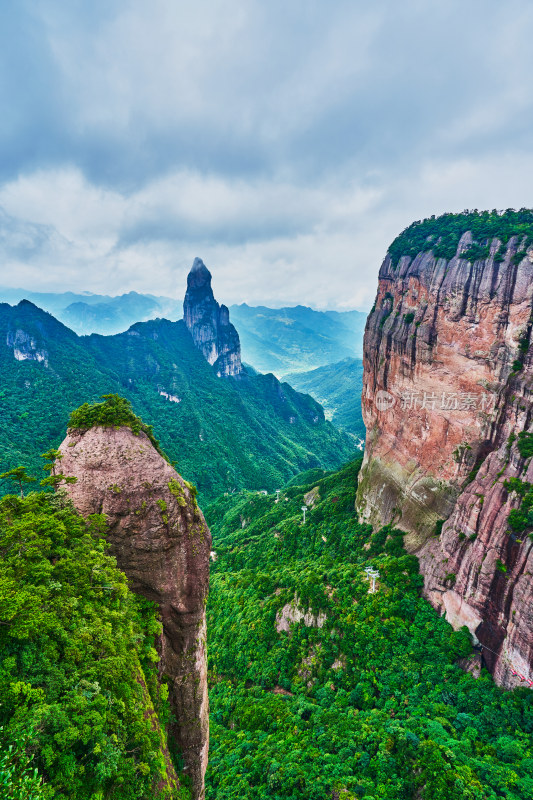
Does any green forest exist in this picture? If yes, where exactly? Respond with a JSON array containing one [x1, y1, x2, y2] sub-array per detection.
[[387, 208, 533, 266], [0, 486, 189, 800], [2, 407, 533, 798], [285, 358, 365, 439], [204, 460, 533, 800], [0, 301, 354, 502]]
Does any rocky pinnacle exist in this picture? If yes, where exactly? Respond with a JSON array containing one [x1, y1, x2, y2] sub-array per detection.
[[183, 257, 243, 377], [59, 425, 211, 799]]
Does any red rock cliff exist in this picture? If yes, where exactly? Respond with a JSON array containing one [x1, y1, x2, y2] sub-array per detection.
[[357, 221, 533, 688], [59, 425, 211, 799]]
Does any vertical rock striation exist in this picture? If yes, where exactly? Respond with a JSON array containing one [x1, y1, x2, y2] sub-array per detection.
[[356, 225, 533, 688], [183, 257, 242, 377], [59, 425, 211, 799]]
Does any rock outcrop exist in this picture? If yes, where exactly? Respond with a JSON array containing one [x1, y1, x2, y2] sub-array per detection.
[[59, 425, 211, 799], [357, 224, 533, 688], [183, 257, 242, 377], [6, 328, 49, 366]]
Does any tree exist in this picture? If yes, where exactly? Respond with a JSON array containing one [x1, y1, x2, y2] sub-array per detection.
[[0, 727, 47, 800], [40, 449, 77, 490], [40, 474, 78, 490], [0, 467, 36, 498]]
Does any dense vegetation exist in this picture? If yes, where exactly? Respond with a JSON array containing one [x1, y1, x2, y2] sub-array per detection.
[[505, 477, 533, 539], [285, 358, 365, 440], [0, 301, 354, 502], [0, 488, 188, 799], [68, 394, 169, 461], [205, 460, 533, 799], [388, 208, 533, 266]]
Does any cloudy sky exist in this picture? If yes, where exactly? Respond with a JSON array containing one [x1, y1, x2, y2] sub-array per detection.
[[1, 0, 533, 310]]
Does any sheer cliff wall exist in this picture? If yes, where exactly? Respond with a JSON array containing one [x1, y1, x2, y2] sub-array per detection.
[[356, 230, 533, 687]]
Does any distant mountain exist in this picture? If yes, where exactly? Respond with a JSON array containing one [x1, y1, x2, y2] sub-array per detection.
[[324, 308, 368, 338], [60, 292, 181, 335], [0, 290, 368, 369], [285, 357, 365, 442], [229, 303, 366, 377], [0, 287, 182, 335], [0, 299, 354, 501]]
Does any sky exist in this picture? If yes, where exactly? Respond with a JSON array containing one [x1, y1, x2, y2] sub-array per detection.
[[1, 0, 533, 310]]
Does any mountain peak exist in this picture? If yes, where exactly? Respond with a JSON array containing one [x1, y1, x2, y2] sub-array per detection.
[[187, 257, 212, 289], [191, 256, 208, 272], [183, 258, 242, 377]]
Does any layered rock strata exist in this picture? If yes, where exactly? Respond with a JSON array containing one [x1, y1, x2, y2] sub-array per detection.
[[60, 425, 211, 799], [356, 231, 533, 687]]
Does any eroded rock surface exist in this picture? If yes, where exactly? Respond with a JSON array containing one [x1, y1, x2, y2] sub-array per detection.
[[6, 328, 48, 365], [183, 257, 242, 377], [275, 595, 327, 633], [357, 232, 533, 687], [60, 425, 211, 799]]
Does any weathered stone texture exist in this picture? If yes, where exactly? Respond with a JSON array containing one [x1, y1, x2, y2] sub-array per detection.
[[357, 234, 533, 687], [60, 425, 211, 799], [183, 257, 242, 377]]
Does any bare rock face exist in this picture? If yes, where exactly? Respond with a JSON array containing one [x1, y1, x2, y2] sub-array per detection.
[[6, 328, 49, 365], [275, 595, 327, 633], [59, 425, 211, 799], [183, 257, 242, 377], [356, 231, 533, 687]]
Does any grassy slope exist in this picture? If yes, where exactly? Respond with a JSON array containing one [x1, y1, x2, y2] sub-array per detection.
[[205, 460, 533, 800]]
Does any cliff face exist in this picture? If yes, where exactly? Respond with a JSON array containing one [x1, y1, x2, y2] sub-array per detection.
[[357, 228, 533, 688], [59, 425, 211, 799], [183, 258, 242, 377]]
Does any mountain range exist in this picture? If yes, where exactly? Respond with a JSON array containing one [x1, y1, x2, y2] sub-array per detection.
[[4, 212, 533, 800], [0, 267, 355, 502], [0, 287, 182, 335], [229, 303, 366, 376], [0, 286, 366, 377]]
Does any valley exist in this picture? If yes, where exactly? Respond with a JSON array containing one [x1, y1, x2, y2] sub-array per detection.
[[0, 263, 354, 502], [285, 357, 365, 442], [2, 211, 533, 800], [205, 459, 533, 799]]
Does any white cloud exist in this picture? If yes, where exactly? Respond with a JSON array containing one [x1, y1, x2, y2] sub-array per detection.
[[1, 1, 533, 309], [2, 149, 533, 309]]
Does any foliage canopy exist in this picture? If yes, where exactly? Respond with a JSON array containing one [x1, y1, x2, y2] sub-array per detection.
[[0, 489, 188, 799], [388, 208, 533, 266], [68, 394, 168, 460], [205, 459, 533, 800]]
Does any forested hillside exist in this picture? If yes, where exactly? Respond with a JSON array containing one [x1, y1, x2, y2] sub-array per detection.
[[0, 301, 354, 501], [0, 487, 187, 800], [229, 304, 366, 377], [285, 357, 364, 440], [205, 460, 533, 799]]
